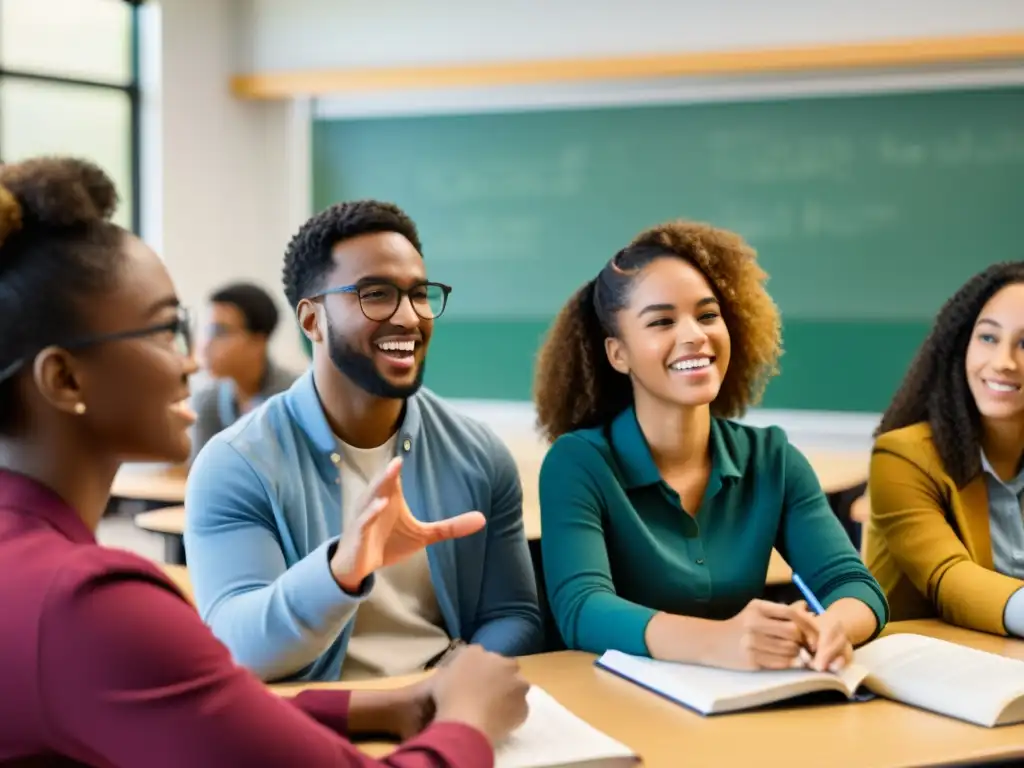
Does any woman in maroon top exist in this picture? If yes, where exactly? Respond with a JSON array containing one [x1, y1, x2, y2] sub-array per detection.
[[0, 156, 528, 768]]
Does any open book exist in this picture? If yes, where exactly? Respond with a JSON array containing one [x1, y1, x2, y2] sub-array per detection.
[[595, 633, 1024, 727], [495, 686, 638, 768]]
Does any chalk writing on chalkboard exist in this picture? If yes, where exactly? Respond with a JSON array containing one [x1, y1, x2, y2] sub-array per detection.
[[878, 130, 1024, 168], [413, 146, 589, 203]]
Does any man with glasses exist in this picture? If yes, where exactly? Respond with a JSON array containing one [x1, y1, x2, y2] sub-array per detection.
[[184, 201, 543, 683], [189, 282, 297, 463]]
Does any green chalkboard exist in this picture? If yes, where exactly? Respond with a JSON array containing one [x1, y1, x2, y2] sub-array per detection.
[[312, 86, 1024, 412]]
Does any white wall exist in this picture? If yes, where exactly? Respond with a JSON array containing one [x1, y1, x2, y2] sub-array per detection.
[[147, 0, 309, 373], [251, 0, 1024, 119], [250, 0, 1024, 71]]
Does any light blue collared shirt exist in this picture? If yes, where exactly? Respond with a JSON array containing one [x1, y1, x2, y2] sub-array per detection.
[[184, 370, 543, 682], [981, 452, 1024, 636]]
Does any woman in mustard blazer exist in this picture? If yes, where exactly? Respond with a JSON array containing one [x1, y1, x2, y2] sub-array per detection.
[[867, 261, 1024, 635]]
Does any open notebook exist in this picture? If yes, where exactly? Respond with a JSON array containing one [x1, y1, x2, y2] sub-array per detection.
[[495, 686, 638, 768], [595, 633, 1024, 727]]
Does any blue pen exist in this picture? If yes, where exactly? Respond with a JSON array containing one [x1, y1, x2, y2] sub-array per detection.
[[791, 573, 826, 615]]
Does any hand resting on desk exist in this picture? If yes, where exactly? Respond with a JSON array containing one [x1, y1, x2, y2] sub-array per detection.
[[344, 644, 530, 744], [431, 645, 531, 744]]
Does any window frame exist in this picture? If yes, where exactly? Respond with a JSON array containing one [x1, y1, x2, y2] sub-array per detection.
[[0, 0, 143, 234]]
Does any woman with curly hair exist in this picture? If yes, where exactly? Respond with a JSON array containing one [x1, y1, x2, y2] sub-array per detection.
[[534, 220, 887, 673], [866, 261, 1024, 636]]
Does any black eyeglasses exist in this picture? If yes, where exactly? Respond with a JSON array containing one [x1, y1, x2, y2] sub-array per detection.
[[308, 280, 452, 322], [0, 306, 193, 384]]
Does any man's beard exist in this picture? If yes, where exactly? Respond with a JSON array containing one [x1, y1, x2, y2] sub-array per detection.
[[327, 322, 425, 399]]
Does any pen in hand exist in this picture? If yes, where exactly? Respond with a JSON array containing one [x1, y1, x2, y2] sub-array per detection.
[[791, 573, 826, 669], [792, 573, 826, 615]]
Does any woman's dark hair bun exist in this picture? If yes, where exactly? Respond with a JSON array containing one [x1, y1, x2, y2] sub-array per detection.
[[0, 156, 118, 231]]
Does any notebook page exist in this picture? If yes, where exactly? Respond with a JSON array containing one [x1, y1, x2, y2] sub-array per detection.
[[495, 686, 636, 768], [597, 650, 865, 714], [857, 633, 1024, 727]]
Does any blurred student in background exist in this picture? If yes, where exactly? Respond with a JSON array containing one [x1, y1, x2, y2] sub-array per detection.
[[186, 200, 543, 684], [867, 261, 1024, 637], [533, 221, 887, 673], [190, 282, 297, 462], [0, 156, 526, 767]]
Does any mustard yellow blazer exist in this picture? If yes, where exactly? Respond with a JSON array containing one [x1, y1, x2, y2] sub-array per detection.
[[865, 422, 1022, 635]]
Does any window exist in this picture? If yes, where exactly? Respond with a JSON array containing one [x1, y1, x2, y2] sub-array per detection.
[[0, 0, 140, 231]]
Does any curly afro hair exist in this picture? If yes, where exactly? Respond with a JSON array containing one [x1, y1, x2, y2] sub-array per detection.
[[282, 199, 422, 308], [533, 219, 782, 442], [876, 261, 1024, 487], [0, 156, 125, 432]]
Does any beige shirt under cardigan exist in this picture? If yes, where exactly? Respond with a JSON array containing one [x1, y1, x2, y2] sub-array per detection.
[[335, 435, 451, 680]]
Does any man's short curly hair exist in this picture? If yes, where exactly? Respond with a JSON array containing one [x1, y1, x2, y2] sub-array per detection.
[[533, 220, 782, 442], [876, 261, 1024, 487], [282, 199, 422, 308]]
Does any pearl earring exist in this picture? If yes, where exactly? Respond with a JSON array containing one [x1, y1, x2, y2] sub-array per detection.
[[73, 403, 86, 415]]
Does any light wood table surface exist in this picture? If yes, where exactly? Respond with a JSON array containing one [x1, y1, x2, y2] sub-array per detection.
[[804, 450, 870, 494], [133, 504, 188, 563], [271, 619, 1024, 768], [159, 563, 194, 605], [766, 549, 793, 585], [135, 505, 186, 535], [112, 463, 187, 503]]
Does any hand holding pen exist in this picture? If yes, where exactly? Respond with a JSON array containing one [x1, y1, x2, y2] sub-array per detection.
[[790, 573, 855, 673]]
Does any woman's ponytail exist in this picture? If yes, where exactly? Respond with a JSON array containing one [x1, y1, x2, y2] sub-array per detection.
[[534, 276, 632, 442]]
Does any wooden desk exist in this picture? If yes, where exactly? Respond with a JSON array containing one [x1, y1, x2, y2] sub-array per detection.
[[136, 505, 186, 535], [881, 619, 1024, 660], [134, 505, 187, 563], [804, 450, 869, 494], [272, 620, 1024, 767], [766, 549, 792, 586], [112, 463, 187, 504], [117, 464, 187, 564], [159, 563, 194, 605]]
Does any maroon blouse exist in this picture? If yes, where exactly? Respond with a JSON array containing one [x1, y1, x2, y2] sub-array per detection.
[[0, 470, 492, 768]]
